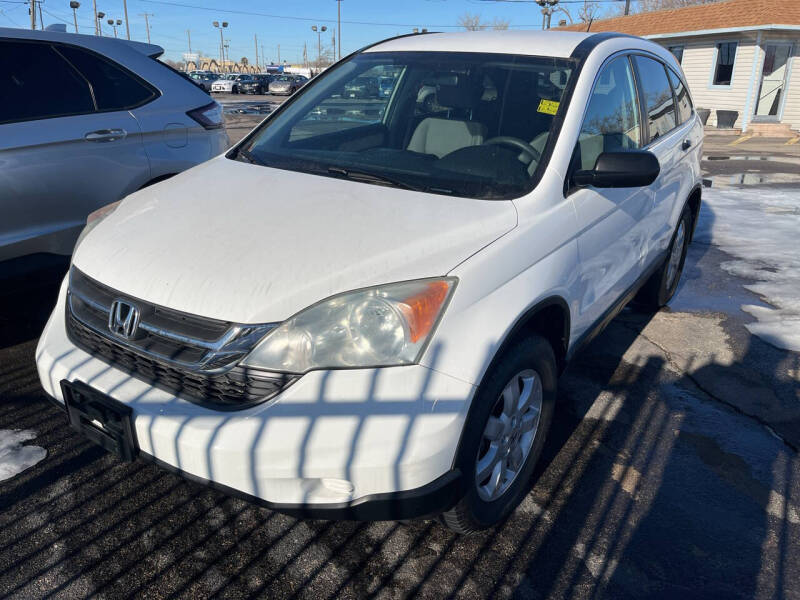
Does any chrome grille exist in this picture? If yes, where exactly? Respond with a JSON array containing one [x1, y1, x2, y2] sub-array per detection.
[[65, 268, 293, 409]]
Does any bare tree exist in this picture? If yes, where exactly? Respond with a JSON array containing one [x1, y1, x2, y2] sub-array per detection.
[[491, 18, 510, 30], [618, 0, 721, 14], [458, 12, 511, 31], [458, 12, 484, 31], [578, 0, 601, 22]]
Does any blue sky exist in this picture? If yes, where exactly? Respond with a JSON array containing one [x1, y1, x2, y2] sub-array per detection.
[[2, 0, 625, 62]]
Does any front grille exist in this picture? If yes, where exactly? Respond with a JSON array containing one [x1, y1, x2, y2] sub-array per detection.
[[65, 268, 293, 409]]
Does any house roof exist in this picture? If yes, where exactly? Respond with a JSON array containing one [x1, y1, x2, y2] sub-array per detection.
[[555, 0, 800, 38]]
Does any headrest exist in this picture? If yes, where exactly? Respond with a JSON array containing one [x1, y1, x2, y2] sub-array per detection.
[[437, 78, 482, 110]]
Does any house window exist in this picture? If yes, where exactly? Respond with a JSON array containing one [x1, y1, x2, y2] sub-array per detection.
[[713, 42, 737, 86], [668, 45, 684, 64]]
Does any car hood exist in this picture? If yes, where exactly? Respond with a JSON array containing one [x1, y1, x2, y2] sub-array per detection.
[[73, 157, 517, 324]]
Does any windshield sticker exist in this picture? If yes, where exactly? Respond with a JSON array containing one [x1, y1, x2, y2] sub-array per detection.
[[537, 99, 560, 115]]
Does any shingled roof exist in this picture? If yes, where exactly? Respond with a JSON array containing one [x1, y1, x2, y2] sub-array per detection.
[[555, 0, 800, 37]]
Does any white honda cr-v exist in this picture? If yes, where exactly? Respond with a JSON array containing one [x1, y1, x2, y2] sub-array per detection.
[[37, 31, 702, 533]]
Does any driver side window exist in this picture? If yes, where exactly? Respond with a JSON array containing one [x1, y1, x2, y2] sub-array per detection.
[[576, 56, 641, 170]]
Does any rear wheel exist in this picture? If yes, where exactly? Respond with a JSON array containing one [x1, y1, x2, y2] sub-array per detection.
[[636, 204, 692, 309], [440, 336, 556, 534]]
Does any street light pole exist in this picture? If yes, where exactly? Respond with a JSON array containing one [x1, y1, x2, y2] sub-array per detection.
[[97, 10, 104, 35], [30, 0, 36, 29], [311, 24, 327, 71], [70, 0, 80, 33], [213, 21, 228, 71]]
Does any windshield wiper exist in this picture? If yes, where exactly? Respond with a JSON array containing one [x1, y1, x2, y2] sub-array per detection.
[[236, 148, 265, 166], [327, 166, 431, 193]]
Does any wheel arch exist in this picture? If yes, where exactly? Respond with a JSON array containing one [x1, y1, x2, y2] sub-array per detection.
[[686, 184, 702, 242]]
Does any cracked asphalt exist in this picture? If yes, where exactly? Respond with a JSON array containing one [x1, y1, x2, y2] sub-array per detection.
[[1, 181, 799, 596]]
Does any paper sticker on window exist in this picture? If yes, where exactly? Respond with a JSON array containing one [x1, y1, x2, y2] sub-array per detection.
[[537, 99, 559, 115]]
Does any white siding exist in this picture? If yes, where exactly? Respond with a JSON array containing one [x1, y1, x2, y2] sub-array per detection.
[[657, 30, 800, 132], [658, 33, 758, 129]]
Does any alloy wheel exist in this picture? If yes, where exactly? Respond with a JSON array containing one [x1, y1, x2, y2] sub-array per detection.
[[475, 369, 543, 502]]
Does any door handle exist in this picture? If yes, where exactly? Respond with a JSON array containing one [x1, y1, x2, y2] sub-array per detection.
[[84, 129, 127, 142], [681, 139, 692, 151]]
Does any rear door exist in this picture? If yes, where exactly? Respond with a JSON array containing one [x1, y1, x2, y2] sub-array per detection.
[[569, 54, 654, 336], [630, 55, 697, 263], [0, 39, 150, 260]]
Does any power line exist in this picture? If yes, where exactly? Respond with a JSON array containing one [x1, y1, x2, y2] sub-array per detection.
[[138, 0, 547, 28]]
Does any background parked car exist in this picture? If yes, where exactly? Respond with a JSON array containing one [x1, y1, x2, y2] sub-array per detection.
[[239, 74, 273, 95], [211, 73, 251, 93], [344, 76, 379, 99], [0, 27, 228, 262], [268, 74, 307, 95], [189, 72, 219, 92]]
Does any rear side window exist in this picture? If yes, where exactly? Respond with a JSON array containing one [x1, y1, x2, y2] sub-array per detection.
[[0, 40, 94, 124], [667, 68, 693, 125], [633, 55, 676, 143], [575, 55, 641, 170], [57, 45, 156, 111]]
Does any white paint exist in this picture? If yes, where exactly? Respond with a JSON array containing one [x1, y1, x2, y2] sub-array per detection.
[[695, 187, 800, 351], [0, 430, 46, 482]]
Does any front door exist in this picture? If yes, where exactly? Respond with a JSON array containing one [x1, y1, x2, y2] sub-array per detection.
[[753, 43, 793, 121]]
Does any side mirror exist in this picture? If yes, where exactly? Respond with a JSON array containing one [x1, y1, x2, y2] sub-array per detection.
[[573, 151, 660, 188]]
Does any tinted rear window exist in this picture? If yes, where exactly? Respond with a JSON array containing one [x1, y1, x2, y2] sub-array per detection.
[[633, 55, 676, 143], [58, 45, 156, 111], [0, 40, 94, 123]]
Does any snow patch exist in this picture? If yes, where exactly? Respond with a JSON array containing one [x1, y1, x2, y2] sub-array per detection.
[[695, 187, 800, 351], [0, 430, 47, 482]]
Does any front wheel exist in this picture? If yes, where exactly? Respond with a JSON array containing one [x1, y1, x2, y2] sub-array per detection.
[[440, 336, 556, 534], [636, 204, 692, 309]]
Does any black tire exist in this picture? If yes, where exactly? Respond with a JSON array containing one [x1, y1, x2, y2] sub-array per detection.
[[440, 336, 557, 534], [636, 204, 693, 310], [232, 85, 239, 94]]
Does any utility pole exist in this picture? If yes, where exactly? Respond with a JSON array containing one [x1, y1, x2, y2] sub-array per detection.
[[29, 0, 35, 29], [92, 0, 98, 34], [139, 12, 153, 43], [70, 1, 80, 32], [254, 34, 259, 71], [186, 29, 191, 54], [277, 43, 280, 65], [122, 0, 129, 39], [336, 0, 342, 61], [37, 0, 43, 29], [624, 0, 631, 15]]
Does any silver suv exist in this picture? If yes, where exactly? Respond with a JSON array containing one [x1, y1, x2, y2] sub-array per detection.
[[0, 28, 229, 262]]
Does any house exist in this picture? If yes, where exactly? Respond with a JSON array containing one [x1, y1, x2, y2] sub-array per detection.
[[557, 0, 800, 134]]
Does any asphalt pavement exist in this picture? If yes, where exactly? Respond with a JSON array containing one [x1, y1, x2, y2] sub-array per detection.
[[0, 141, 798, 598]]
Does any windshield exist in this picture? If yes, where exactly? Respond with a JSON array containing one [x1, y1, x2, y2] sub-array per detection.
[[237, 51, 574, 199], [276, 75, 293, 81]]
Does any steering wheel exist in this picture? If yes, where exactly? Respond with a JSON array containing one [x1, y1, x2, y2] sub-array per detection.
[[484, 136, 542, 165]]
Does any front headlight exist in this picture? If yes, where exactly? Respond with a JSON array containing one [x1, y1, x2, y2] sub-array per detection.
[[241, 278, 456, 374]]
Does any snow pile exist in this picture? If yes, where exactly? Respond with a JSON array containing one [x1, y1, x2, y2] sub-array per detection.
[[0, 430, 47, 482], [695, 187, 800, 351]]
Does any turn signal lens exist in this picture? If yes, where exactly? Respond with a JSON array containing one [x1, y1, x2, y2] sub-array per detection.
[[397, 280, 452, 343]]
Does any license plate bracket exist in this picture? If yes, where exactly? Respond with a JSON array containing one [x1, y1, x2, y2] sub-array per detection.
[[61, 380, 138, 462]]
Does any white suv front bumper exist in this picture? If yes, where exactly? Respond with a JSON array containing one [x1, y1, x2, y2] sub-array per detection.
[[36, 279, 474, 515]]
